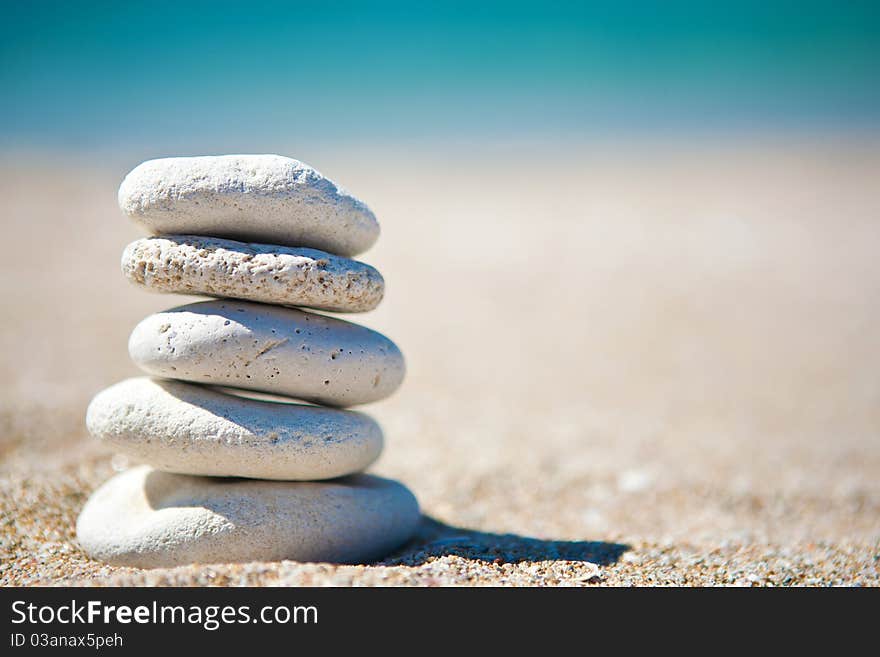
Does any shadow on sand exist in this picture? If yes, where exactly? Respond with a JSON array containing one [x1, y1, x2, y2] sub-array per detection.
[[382, 516, 629, 567]]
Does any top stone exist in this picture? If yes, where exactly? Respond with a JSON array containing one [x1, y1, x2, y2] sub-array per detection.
[[118, 155, 380, 257]]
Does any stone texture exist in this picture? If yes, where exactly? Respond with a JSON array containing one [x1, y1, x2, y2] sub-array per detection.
[[128, 300, 405, 407], [118, 155, 379, 256], [86, 377, 383, 480], [122, 235, 384, 313], [76, 466, 421, 568]]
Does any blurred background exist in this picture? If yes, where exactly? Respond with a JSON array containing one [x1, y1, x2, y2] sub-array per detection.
[[1, 1, 878, 584], [2, 1, 880, 152], [0, 0, 880, 155]]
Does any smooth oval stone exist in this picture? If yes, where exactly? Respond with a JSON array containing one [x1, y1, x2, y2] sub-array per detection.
[[129, 300, 405, 407], [86, 377, 382, 480], [118, 155, 379, 257], [122, 235, 385, 313], [76, 466, 421, 567]]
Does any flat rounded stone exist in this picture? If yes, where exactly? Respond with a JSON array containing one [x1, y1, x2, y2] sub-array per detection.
[[118, 155, 379, 256], [129, 300, 405, 407], [86, 377, 382, 480], [76, 465, 421, 567], [122, 235, 384, 313]]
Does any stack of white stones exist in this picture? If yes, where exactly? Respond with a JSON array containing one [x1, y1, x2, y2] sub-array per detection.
[[76, 155, 420, 568]]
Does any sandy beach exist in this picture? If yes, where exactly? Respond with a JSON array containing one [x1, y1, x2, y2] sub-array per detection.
[[1, 138, 878, 586]]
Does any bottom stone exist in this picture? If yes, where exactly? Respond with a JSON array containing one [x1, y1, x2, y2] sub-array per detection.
[[76, 466, 420, 568]]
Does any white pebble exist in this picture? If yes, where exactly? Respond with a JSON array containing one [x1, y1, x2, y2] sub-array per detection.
[[128, 299, 405, 407], [118, 155, 379, 256], [87, 377, 383, 480], [76, 466, 421, 567], [122, 235, 384, 313]]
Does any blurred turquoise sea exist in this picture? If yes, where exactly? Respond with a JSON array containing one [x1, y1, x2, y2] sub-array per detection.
[[2, 1, 879, 153]]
